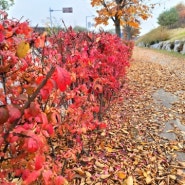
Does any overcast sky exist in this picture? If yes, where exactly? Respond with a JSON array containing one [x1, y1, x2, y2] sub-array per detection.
[[7, 0, 185, 35]]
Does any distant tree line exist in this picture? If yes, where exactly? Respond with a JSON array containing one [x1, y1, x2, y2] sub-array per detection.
[[158, 3, 185, 28], [0, 0, 14, 10]]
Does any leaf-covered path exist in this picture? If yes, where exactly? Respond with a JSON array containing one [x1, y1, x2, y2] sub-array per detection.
[[131, 47, 185, 162], [72, 47, 185, 185], [106, 47, 185, 184]]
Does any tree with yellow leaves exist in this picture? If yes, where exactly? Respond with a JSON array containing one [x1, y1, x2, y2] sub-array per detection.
[[91, 0, 152, 38]]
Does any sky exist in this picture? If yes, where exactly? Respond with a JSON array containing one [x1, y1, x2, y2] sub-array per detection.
[[7, 0, 185, 36]]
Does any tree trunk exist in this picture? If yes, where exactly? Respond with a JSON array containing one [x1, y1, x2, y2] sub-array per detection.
[[115, 18, 121, 38], [125, 25, 132, 40]]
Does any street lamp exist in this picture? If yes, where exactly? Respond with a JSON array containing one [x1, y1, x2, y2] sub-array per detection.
[[86, 15, 95, 30]]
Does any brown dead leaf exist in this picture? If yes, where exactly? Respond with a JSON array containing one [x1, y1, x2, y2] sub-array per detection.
[[101, 131, 106, 136], [95, 161, 105, 168], [12, 178, 22, 185], [121, 129, 129, 134], [100, 174, 111, 179], [85, 171, 92, 178], [159, 181, 166, 185], [169, 175, 176, 180], [145, 175, 152, 184], [74, 167, 85, 176], [126, 175, 133, 185], [178, 161, 185, 167]]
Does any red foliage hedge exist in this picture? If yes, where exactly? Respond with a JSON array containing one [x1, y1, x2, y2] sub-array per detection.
[[0, 11, 133, 184]]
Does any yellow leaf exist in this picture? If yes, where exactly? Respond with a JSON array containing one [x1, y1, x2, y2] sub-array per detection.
[[143, 171, 147, 177], [16, 41, 30, 58], [128, 21, 139, 28], [171, 145, 179, 150], [117, 171, 127, 179], [105, 147, 113, 153]]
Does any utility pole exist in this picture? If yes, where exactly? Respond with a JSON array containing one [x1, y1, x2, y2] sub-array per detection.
[[49, 7, 73, 27]]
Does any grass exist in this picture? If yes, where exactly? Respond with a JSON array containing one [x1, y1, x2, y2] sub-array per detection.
[[136, 27, 170, 45], [168, 28, 185, 41], [136, 27, 185, 45]]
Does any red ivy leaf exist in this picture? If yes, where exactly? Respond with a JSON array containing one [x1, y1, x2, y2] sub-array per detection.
[[53, 66, 71, 91], [7, 105, 21, 123], [54, 176, 68, 185], [0, 137, 4, 147], [34, 32, 46, 48], [0, 107, 9, 124], [0, 31, 4, 42], [24, 102, 41, 118], [23, 170, 41, 185], [35, 154, 45, 170], [36, 77, 54, 100], [92, 106, 100, 113], [26, 138, 38, 153], [43, 170, 52, 185], [98, 122, 107, 129]]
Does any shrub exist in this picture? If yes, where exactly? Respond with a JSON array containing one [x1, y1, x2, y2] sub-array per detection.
[[0, 11, 133, 184]]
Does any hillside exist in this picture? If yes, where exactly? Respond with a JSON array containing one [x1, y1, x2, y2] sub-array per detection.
[[136, 27, 185, 46]]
